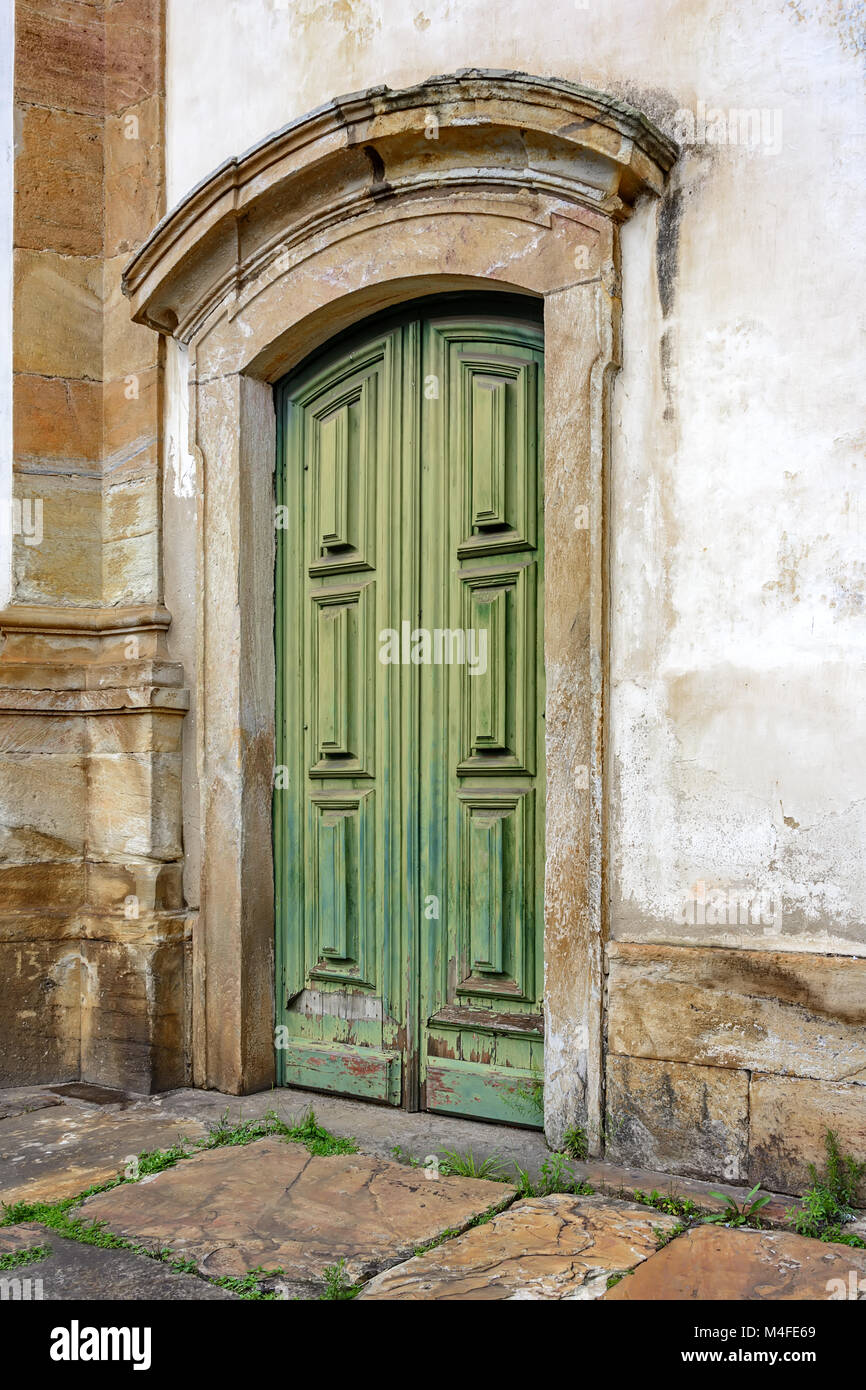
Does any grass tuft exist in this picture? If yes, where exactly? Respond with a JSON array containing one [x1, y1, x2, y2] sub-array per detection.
[[0, 1243, 51, 1271], [320, 1258, 360, 1300]]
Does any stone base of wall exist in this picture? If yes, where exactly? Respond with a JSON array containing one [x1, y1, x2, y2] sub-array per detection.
[[604, 943, 866, 1198], [0, 605, 189, 1092]]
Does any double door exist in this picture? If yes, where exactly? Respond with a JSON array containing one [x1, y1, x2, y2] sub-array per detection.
[[274, 297, 545, 1125]]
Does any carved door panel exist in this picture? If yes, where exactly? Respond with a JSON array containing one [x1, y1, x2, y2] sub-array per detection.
[[275, 326, 408, 1106], [419, 314, 545, 1126], [275, 300, 544, 1125]]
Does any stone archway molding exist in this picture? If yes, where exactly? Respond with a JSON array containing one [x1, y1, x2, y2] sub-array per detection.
[[125, 70, 675, 345], [124, 71, 676, 1148]]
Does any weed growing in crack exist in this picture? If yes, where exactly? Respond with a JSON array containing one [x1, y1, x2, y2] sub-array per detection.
[[562, 1125, 588, 1161], [211, 1267, 288, 1300], [134, 1144, 191, 1176], [653, 1221, 686, 1249], [437, 1149, 508, 1180], [468, 1198, 513, 1227], [785, 1130, 866, 1247], [703, 1183, 772, 1229], [511, 1152, 594, 1198], [2, 1184, 128, 1238], [320, 1258, 360, 1300], [389, 1145, 421, 1168], [411, 1195, 515, 1258], [632, 1189, 702, 1221], [413, 1227, 461, 1256], [0, 1244, 51, 1270], [278, 1110, 358, 1156], [204, 1112, 270, 1147], [204, 1106, 358, 1156]]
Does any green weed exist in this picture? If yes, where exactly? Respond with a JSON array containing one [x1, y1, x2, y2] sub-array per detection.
[[653, 1221, 686, 1249], [510, 1152, 594, 1198], [212, 1267, 287, 1301], [0, 1244, 51, 1271], [703, 1183, 772, 1229], [632, 1189, 702, 1221], [437, 1149, 507, 1181], [786, 1131, 866, 1246], [320, 1258, 360, 1300], [562, 1125, 588, 1162]]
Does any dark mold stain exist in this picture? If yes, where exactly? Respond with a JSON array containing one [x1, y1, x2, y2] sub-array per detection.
[[656, 184, 683, 317], [659, 326, 676, 422], [363, 144, 393, 201]]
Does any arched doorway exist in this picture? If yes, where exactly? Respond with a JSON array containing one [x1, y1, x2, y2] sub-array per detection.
[[123, 71, 675, 1148], [274, 294, 545, 1123]]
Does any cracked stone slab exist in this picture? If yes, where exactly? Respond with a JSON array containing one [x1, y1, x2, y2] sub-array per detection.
[[80, 1137, 514, 1283], [0, 1219, 49, 1254], [603, 1224, 866, 1300], [357, 1194, 682, 1299], [0, 1104, 207, 1207], [0, 1088, 64, 1122], [0, 1223, 237, 1300]]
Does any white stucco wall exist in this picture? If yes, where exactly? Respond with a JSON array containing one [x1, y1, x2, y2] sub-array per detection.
[[163, 0, 866, 952]]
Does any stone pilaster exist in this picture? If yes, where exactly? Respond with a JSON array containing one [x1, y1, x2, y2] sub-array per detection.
[[5, 0, 178, 1094]]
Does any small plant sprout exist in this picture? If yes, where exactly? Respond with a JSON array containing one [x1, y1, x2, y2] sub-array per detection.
[[703, 1183, 772, 1228]]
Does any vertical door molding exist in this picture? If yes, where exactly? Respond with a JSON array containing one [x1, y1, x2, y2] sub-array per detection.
[[123, 73, 675, 1139]]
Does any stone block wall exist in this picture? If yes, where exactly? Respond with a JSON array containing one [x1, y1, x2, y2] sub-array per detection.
[[1, 0, 188, 1091], [605, 944, 866, 1198]]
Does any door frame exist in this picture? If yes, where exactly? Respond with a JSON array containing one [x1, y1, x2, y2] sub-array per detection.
[[122, 71, 676, 1150]]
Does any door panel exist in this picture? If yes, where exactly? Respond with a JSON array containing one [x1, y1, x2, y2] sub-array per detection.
[[420, 315, 545, 1127], [275, 302, 544, 1124], [275, 328, 408, 1103]]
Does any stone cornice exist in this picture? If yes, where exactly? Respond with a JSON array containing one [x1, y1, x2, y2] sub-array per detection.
[[0, 605, 177, 669], [123, 69, 677, 341], [0, 604, 173, 635], [0, 686, 190, 713]]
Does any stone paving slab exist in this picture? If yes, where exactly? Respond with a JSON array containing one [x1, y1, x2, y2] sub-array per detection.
[[0, 1104, 207, 1207], [358, 1194, 682, 1300], [0, 1087, 65, 1121], [0, 1223, 237, 1300], [0, 1218, 48, 1253], [603, 1224, 866, 1300], [81, 1137, 515, 1284]]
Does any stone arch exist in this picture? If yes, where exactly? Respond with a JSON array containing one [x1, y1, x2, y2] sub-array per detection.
[[125, 71, 676, 1147]]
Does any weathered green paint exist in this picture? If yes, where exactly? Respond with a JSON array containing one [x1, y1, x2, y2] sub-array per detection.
[[280, 1040, 402, 1104], [425, 1058, 545, 1128], [275, 297, 545, 1125]]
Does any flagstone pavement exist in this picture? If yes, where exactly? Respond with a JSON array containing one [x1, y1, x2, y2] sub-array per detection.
[[1, 1083, 863, 1301]]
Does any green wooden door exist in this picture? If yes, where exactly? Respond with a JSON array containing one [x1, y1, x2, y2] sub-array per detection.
[[275, 298, 545, 1126]]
